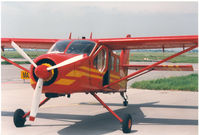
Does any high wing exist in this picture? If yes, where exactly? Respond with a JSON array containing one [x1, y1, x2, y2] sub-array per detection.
[[97, 35, 198, 50], [100, 35, 198, 89], [1, 38, 60, 49]]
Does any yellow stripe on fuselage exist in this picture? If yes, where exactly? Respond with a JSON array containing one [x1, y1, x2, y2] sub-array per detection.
[[66, 70, 89, 78], [79, 66, 101, 74], [90, 74, 102, 79], [110, 74, 120, 79], [54, 79, 75, 85], [66, 70, 102, 80]]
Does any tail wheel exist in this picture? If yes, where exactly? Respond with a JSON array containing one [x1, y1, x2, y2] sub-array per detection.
[[13, 109, 26, 127], [123, 100, 128, 106], [122, 114, 132, 133]]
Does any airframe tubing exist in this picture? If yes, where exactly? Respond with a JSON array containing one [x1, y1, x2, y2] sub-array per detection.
[[104, 44, 198, 88], [1, 56, 30, 73], [22, 97, 50, 118], [91, 92, 123, 123]]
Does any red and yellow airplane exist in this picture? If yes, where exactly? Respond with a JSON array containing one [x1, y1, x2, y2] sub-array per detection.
[[1, 34, 198, 133]]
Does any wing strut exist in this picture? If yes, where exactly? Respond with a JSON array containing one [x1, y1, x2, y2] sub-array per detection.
[[103, 44, 198, 89], [1, 56, 30, 73]]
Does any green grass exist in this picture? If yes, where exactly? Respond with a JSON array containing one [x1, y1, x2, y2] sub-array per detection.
[[1, 51, 47, 59], [131, 74, 198, 91], [1, 61, 30, 65], [129, 52, 198, 63], [1, 51, 198, 64]]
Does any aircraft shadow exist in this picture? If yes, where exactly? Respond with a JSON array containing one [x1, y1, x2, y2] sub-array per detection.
[[1, 102, 198, 135]]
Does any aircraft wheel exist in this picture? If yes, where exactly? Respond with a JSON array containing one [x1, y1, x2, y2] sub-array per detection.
[[123, 101, 128, 106], [122, 114, 132, 133], [13, 109, 26, 127]]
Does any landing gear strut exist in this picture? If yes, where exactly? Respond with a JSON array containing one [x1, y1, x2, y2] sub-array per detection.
[[13, 97, 50, 127], [91, 92, 132, 133], [120, 92, 128, 106]]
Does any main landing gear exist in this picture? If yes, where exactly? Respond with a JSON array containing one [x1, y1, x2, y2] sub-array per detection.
[[13, 94, 131, 133], [122, 114, 132, 133], [120, 92, 128, 106], [91, 92, 132, 133], [13, 97, 50, 127]]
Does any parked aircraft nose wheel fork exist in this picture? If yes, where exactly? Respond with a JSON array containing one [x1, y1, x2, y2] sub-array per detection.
[[13, 109, 26, 127], [120, 92, 128, 106]]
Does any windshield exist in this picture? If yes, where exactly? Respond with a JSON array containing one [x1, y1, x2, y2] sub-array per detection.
[[48, 40, 71, 53], [66, 40, 96, 56]]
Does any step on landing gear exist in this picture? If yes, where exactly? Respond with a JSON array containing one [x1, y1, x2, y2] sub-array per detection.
[[120, 92, 128, 106]]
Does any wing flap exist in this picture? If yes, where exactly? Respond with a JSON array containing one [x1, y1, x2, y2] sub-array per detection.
[[122, 64, 194, 71], [98, 35, 198, 50]]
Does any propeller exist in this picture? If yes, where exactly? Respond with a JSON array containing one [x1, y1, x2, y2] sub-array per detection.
[[11, 41, 37, 67], [11, 41, 85, 121], [29, 78, 43, 121], [47, 54, 83, 71], [11, 41, 42, 121]]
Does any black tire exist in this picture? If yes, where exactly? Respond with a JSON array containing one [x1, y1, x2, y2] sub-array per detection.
[[13, 109, 26, 127], [123, 101, 128, 106], [122, 114, 132, 133]]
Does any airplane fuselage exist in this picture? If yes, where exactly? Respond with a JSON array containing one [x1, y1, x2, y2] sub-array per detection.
[[30, 39, 128, 95]]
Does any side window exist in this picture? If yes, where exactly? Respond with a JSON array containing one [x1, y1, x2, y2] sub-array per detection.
[[116, 58, 120, 72], [93, 49, 107, 72], [111, 56, 115, 71]]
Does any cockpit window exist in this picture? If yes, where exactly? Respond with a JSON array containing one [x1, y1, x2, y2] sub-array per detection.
[[66, 40, 96, 56], [48, 40, 71, 53]]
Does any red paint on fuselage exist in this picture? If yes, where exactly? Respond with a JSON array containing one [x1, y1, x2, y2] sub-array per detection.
[[30, 39, 127, 95]]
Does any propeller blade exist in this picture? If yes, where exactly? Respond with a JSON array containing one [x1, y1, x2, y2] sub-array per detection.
[[47, 54, 84, 71], [11, 41, 37, 67], [29, 78, 43, 121]]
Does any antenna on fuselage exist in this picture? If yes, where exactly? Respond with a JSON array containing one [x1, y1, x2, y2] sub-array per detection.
[[126, 34, 131, 38], [90, 32, 93, 39], [69, 32, 72, 39]]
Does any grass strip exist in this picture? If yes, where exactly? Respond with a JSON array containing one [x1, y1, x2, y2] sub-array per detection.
[[131, 74, 198, 91], [1, 61, 30, 65], [129, 52, 198, 63], [2, 51, 198, 63]]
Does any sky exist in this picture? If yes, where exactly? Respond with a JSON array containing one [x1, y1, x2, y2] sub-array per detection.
[[1, 1, 198, 39]]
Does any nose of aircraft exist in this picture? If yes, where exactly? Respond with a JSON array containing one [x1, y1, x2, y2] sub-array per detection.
[[34, 65, 52, 80]]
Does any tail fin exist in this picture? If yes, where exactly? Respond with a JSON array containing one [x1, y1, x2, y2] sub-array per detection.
[[120, 50, 130, 66], [120, 34, 131, 65], [119, 50, 130, 90]]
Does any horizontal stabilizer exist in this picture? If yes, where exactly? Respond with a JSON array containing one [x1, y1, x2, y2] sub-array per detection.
[[122, 64, 194, 71]]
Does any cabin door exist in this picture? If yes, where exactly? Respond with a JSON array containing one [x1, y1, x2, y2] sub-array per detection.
[[102, 51, 111, 86], [91, 46, 109, 88]]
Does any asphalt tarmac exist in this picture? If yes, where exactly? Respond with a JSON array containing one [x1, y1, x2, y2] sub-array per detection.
[[1, 64, 198, 135]]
